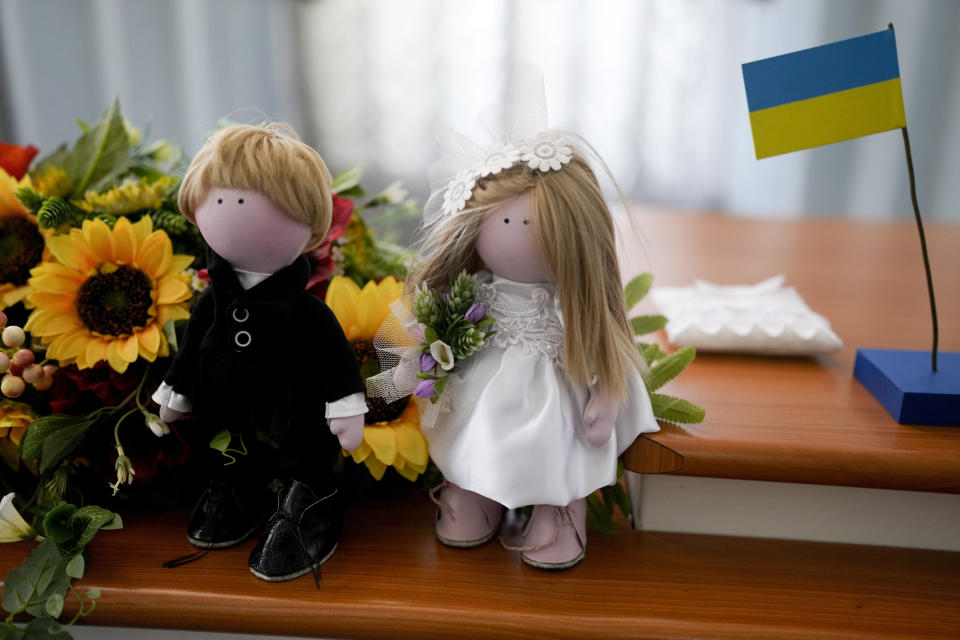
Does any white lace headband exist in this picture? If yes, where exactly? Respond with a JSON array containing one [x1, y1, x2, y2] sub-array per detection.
[[435, 132, 573, 220], [422, 64, 577, 227]]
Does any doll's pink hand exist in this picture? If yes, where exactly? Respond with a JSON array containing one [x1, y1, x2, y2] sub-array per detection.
[[584, 388, 619, 447], [329, 413, 365, 451], [159, 405, 187, 423]]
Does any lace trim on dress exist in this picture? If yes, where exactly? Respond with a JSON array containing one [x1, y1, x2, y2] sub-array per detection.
[[478, 281, 564, 365]]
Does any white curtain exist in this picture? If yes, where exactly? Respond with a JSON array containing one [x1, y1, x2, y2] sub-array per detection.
[[2, 0, 958, 221]]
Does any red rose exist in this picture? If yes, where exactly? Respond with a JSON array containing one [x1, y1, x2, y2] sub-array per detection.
[[0, 143, 39, 181], [306, 193, 354, 297]]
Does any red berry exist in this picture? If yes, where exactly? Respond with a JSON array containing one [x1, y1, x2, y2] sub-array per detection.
[[8, 364, 22, 377], [12, 349, 34, 367], [32, 375, 54, 391], [0, 311, 7, 329], [22, 364, 43, 384], [0, 353, 9, 373], [42, 364, 58, 377]]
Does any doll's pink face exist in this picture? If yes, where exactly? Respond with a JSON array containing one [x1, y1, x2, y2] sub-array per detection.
[[194, 188, 313, 273], [476, 191, 552, 283]]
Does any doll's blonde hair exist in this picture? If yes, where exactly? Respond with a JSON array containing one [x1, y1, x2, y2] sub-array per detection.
[[178, 123, 333, 249], [411, 155, 643, 400]]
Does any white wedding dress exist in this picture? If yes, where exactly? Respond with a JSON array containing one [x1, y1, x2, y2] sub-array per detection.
[[421, 272, 659, 509]]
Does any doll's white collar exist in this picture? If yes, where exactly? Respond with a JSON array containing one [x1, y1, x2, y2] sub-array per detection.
[[234, 268, 272, 290]]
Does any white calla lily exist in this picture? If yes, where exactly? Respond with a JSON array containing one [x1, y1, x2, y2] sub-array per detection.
[[0, 493, 38, 542], [429, 340, 456, 371]]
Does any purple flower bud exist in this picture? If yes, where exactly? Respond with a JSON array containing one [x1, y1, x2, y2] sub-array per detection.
[[419, 353, 437, 372], [413, 323, 427, 343], [464, 303, 486, 324], [414, 379, 437, 398]]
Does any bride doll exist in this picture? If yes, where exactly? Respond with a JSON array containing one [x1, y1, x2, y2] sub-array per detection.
[[394, 131, 659, 570]]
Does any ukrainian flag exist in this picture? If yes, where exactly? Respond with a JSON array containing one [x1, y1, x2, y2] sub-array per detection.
[[743, 29, 906, 159]]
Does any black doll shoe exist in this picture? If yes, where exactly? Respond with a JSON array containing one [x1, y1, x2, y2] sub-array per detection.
[[247, 480, 343, 583], [186, 480, 269, 549]]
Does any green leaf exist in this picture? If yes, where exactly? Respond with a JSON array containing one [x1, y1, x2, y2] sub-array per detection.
[[647, 346, 696, 392], [331, 166, 363, 194], [0, 624, 26, 640], [2, 539, 68, 617], [423, 326, 439, 344], [433, 376, 450, 397], [415, 372, 438, 380], [64, 555, 84, 580], [624, 273, 653, 311], [630, 314, 668, 337], [100, 514, 123, 531], [585, 493, 616, 535], [23, 616, 70, 639], [208, 430, 231, 453], [43, 594, 63, 619], [640, 342, 667, 364], [62, 99, 132, 197], [336, 185, 365, 199], [598, 486, 616, 516], [69, 505, 121, 549], [475, 316, 495, 329], [651, 393, 706, 424], [85, 587, 101, 600], [20, 415, 96, 475], [162, 318, 178, 354], [40, 504, 77, 545], [607, 482, 633, 521]]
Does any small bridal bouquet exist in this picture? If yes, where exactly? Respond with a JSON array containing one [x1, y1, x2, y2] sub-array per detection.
[[412, 272, 496, 402]]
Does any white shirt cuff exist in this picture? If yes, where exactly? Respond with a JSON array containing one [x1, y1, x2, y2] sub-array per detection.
[[152, 381, 193, 413], [325, 392, 368, 419]]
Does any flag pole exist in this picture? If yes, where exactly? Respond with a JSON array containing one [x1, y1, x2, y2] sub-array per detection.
[[900, 125, 939, 372], [889, 23, 939, 372]]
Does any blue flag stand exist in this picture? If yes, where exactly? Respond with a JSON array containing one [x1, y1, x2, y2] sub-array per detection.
[[852, 56, 959, 426]]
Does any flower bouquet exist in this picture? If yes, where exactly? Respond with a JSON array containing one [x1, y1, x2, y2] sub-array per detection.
[[411, 272, 496, 402]]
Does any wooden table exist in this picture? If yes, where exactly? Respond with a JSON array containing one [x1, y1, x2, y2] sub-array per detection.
[[621, 211, 960, 492], [2, 211, 959, 639]]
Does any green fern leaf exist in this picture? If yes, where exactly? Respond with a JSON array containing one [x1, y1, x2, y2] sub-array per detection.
[[630, 314, 668, 336], [647, 346, 696, 391], [624, 273, 653, 311], [651, 393, 706, 424]]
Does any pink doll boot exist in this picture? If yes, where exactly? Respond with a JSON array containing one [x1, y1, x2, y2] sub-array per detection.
[[518, 499, 587, 570], [431, 482, 504, 548]]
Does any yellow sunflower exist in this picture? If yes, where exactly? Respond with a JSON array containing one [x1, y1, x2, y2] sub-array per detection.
[[0, 169, 49, 309], [326, 275, 429, 481], [0, 400, 38, 472], [25, 216, 192, 373], [75, 176, 176, 215]]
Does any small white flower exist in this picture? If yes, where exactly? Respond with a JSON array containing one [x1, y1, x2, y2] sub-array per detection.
[[520, 132, 573, 172], [441, 170, 477, 217], [429, 340, 456, 371], [0, 493, 38, 543], [473, 143, 521, 178], [186, 268, 208, 293], [145, 412, 170, 437], [379, 180, 409, 204]]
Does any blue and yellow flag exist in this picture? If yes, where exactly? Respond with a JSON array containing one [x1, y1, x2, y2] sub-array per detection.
[[742, 29, 906, 159]]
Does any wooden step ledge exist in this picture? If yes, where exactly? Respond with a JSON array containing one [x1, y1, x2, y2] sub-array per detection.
[[1, 492, 957, 639]]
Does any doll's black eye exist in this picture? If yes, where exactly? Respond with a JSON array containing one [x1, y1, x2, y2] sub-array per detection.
[[238, 198, 244, 204], [504, 218, 510, 224], [523, 219, 529, 225], [217, 198, 222, 204]]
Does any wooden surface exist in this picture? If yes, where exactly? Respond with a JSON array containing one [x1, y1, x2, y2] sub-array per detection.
[[3, 491, 958, 640], [621, 211, 960, 492], [3, 212, 960, 639]]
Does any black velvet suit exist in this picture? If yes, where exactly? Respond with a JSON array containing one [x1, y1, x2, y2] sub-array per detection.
[[161, 251, 364, 486]]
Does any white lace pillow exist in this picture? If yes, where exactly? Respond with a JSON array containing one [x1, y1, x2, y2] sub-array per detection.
[[649, 275, 842, 355]]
